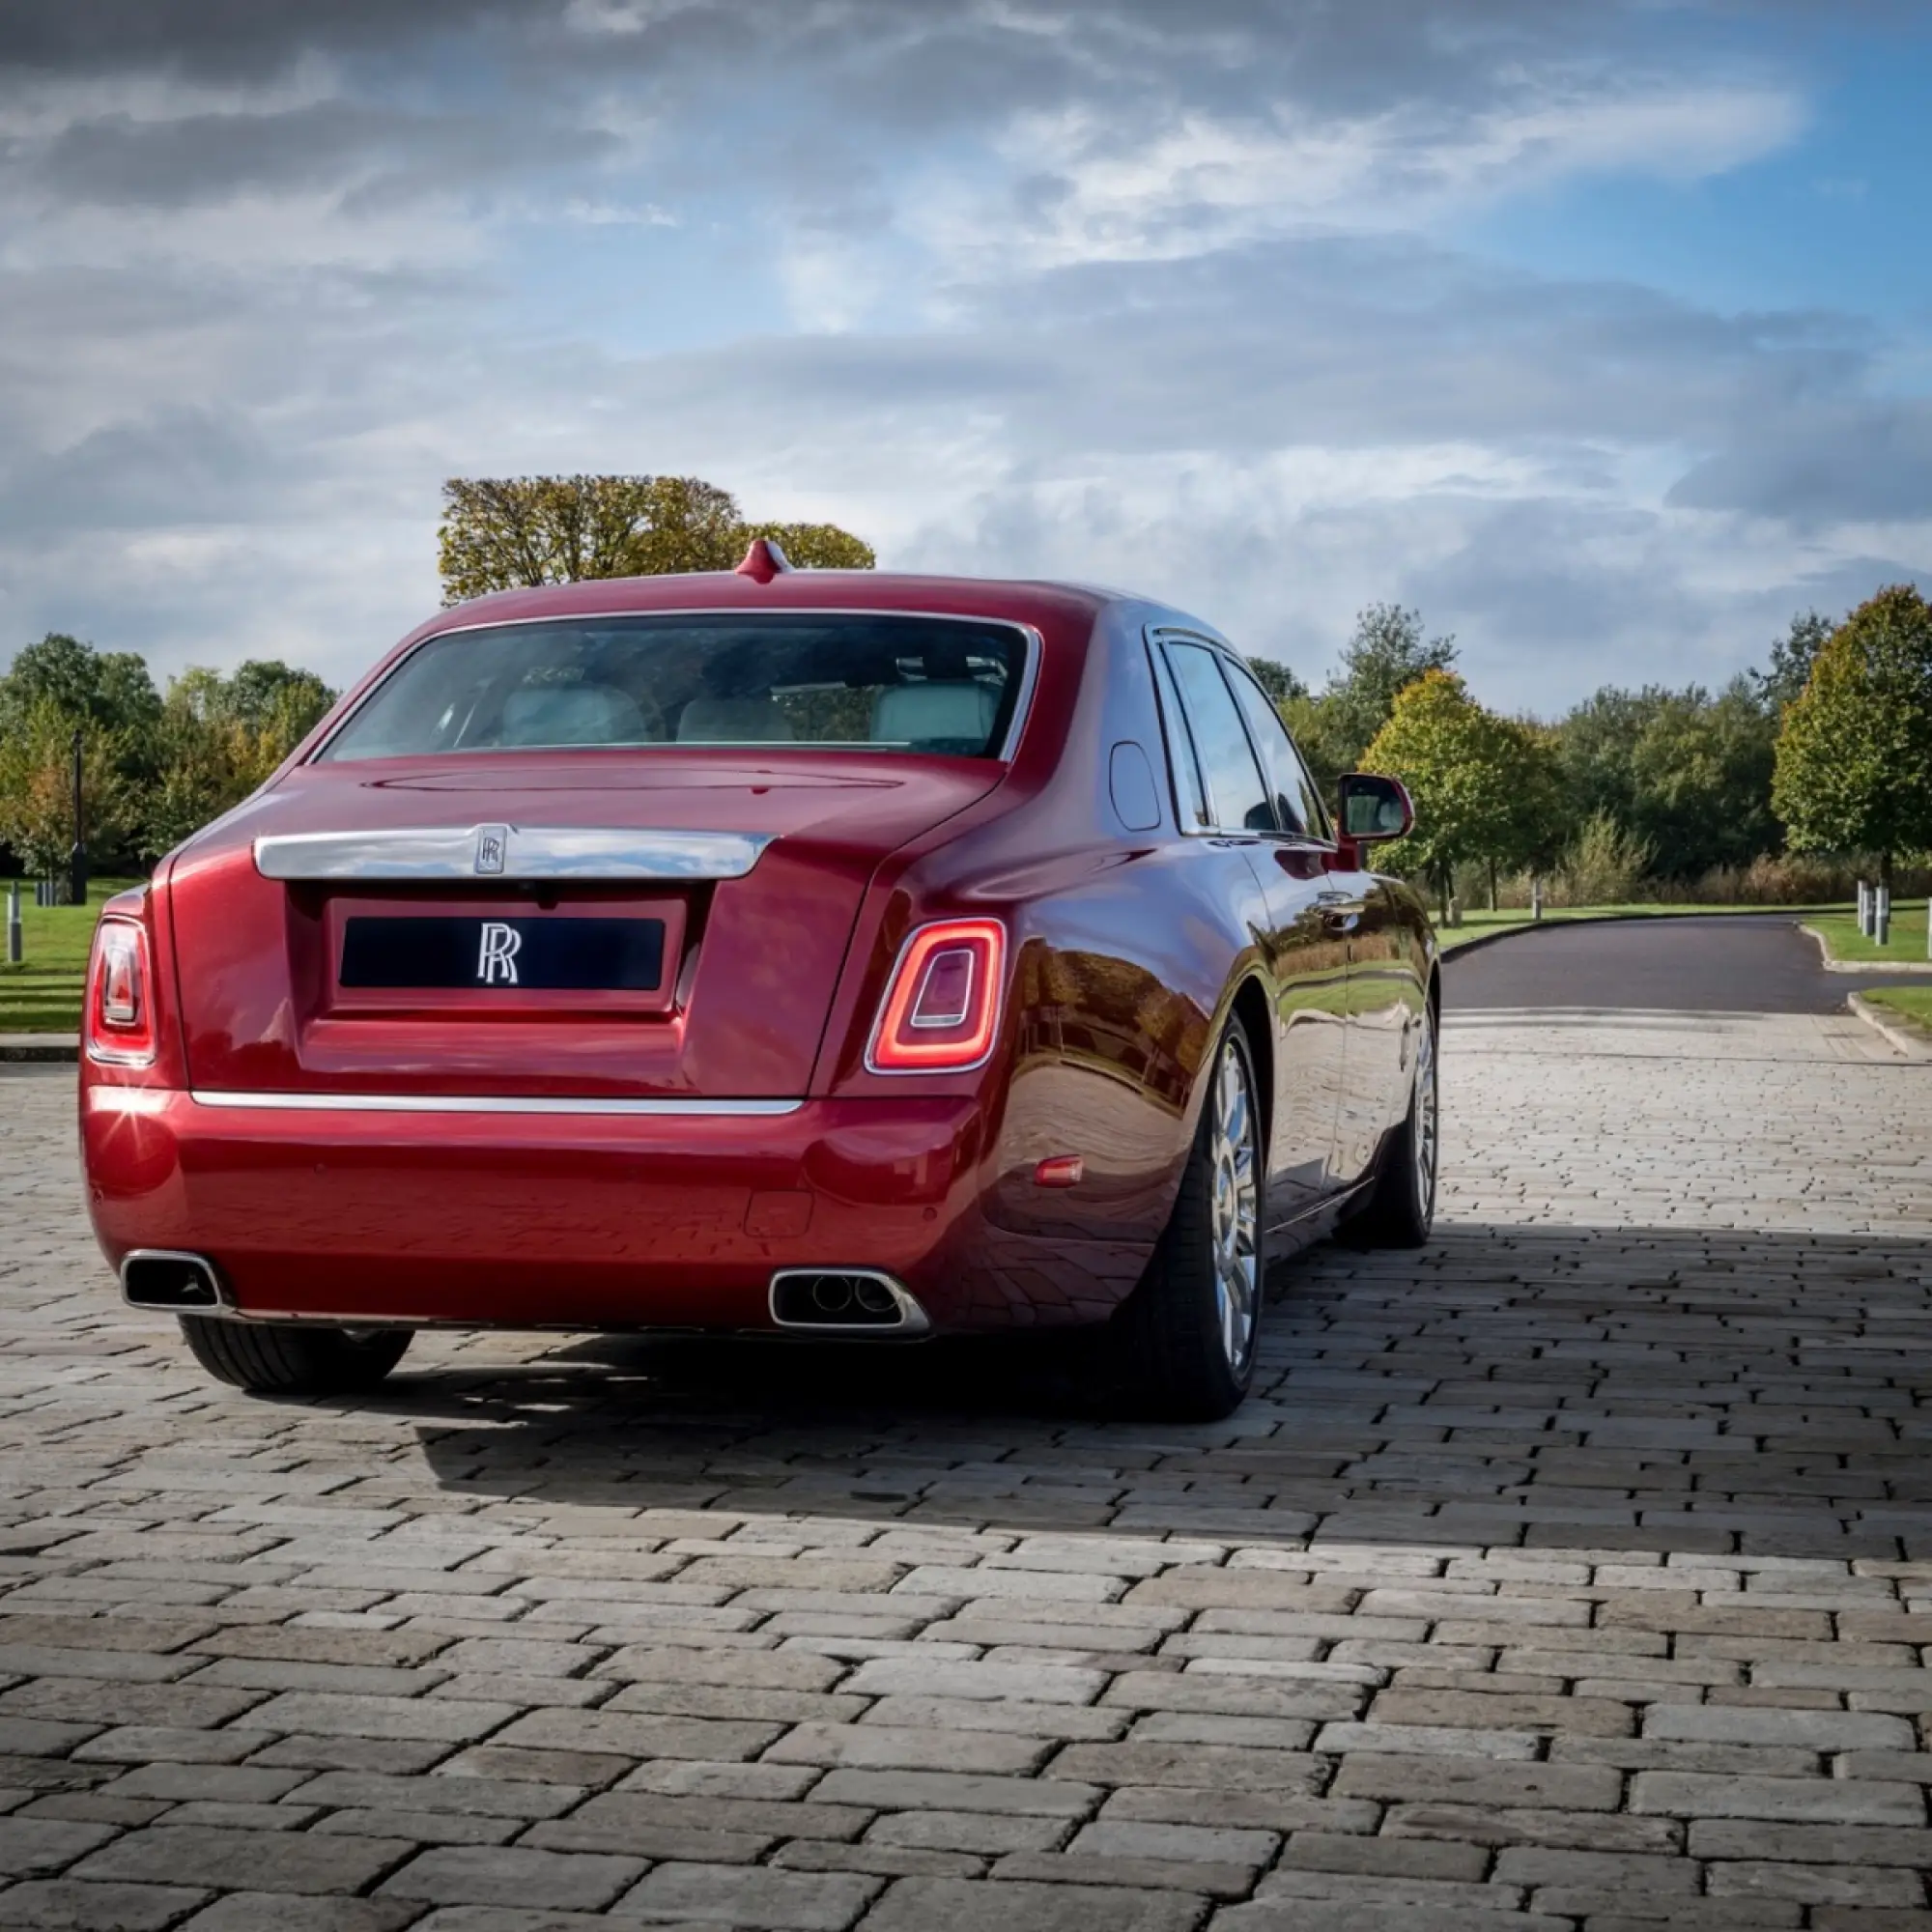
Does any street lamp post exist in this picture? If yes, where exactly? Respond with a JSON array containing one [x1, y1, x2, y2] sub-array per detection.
[[69, 726, 87, 909]]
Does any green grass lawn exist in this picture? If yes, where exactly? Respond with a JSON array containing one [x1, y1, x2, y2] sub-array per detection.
[[1798, 902, 1932, 966], [1864, 986, 1932, 1037], [0, 880, 143, 1034], [1435, 899, 1860, 954]]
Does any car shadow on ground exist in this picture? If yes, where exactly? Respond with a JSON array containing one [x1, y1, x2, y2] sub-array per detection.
[[383, 1224, 1932, 1563]]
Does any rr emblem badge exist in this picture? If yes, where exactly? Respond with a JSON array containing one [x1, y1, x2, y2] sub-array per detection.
[[474, 825, 508, 875], [477, 922, 523, 986]]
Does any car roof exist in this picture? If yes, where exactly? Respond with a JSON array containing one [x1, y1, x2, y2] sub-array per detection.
[[412, 570, 1133, 642]]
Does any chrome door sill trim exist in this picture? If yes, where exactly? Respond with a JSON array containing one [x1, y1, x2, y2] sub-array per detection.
[[254, 825, 772, 883], [189, 1091, 805, 1118]]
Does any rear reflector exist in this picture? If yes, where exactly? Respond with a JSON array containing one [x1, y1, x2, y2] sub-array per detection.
[[1034, 1155, 1085, 1188], [87, 919, 156, 1066], [867, 919, 1006, 1073]]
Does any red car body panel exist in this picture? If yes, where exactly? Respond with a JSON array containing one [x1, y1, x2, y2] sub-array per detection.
[[79, 568, 1437, 1335]]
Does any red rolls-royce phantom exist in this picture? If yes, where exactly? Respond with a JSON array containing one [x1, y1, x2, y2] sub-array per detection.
[[79, 544, 1438, 1419]]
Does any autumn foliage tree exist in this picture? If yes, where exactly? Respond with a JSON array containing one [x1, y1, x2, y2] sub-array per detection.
[[1361, 668, 1559, 913], [437, 474, 875, 603], [1773, 584, 1932, 889], [0, 700, 134, 880]]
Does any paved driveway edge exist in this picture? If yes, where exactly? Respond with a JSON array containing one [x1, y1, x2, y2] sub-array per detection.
[[1848, 990, 1932, 1060]]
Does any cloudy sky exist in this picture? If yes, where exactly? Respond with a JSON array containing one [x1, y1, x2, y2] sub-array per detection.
[[2, 1, 1928, 714]]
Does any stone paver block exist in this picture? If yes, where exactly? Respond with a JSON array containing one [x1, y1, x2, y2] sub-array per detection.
[[0, 1879, 210, 1928], [71, 1826, 416, 1895], [611, 1861, 881, 1927], [858, 1875, 1208, 1931], [0, 1816, 122, 1878], [180, 1897, 424, 1931], [381, 1846, 644, 1910]]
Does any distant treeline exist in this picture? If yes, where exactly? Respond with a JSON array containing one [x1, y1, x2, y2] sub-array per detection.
[[5, 472, 1928, 905], [1251, 589, 1932, 908], [0, 635, 335, 879]]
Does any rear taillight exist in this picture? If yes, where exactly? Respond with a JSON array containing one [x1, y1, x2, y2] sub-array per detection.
[[867, 919, 1006, 1074], [86, 919, 156, 1066]]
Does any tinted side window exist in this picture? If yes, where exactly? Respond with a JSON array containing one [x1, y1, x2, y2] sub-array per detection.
[[1224, 658, 1327, 838], [1166, 642, 1275, 834]]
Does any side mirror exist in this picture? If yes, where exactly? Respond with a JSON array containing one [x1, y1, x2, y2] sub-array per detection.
[[1337, 772, 1413, 844]]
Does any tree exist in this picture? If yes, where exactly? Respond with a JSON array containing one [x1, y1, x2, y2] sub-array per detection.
[[220, 660, 334, 741], [1773, 584, 1932, 890], [1360, 668, 1559, 915], [0, 633, 160, 740], [0, 698, 134, 882], [1245, 657, 1307, 707], [437, 474, 875, 603], [1550, 685, 1669, 832], [1549, 679, 1780, 881], [1627, 678, 1778, 877], [1278, 692, 1358, 801], [1323, 602, 1459, 762], [739, 522, 877, 571], [1756, 610, 1834, 715], [137, 663, 338, 859]]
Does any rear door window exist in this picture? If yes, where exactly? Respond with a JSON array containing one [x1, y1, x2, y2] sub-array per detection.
[[1165, 641, 1276, 835], [1224, 657, 1330, 838]]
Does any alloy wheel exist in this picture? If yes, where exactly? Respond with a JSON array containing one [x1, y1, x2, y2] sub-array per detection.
[[1413, 1009, 1438, 1220], [1208, 1036, 1260, 1373]]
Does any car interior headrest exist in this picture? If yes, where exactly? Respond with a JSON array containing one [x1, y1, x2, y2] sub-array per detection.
[[869, 681, 1001, 750], [675, 696, 797, 744], [498, 683, 653, 747]]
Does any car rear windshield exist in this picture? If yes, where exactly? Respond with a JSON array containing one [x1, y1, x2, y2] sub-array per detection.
[[318, 611, 1031, 761]]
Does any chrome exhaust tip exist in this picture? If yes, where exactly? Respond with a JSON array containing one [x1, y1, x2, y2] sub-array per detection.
[[769, 1270, 930, 1336], [120, 1250, 229, 1313]]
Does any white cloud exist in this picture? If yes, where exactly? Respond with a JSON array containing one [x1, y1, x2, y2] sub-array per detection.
[[0, 1, 1922, 718]]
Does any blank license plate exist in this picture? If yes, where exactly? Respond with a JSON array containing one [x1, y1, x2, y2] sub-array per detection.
[[339, 917, 665, 992]]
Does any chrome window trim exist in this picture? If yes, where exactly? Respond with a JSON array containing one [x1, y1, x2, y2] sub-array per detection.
[[1143, 633, 1210, 834], [308, 608, 1043, 767], [253, 824, 773, 884], [189, 1090, 804, 1118]]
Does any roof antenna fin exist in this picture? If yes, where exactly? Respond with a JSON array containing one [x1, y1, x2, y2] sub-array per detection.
[[735, 538, 793, 584]]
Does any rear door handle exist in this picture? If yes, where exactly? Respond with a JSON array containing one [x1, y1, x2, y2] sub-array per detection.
[[1320, 894, 1364, 935]]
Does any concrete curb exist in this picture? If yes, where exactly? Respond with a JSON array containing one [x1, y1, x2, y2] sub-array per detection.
[[0, 1035, 78, 1063], [1847, 993, 1932, 1062], [1797, 923, 1932, 976]]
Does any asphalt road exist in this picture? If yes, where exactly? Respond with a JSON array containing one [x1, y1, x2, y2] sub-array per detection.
[[1443, 911, 1914, 1012]]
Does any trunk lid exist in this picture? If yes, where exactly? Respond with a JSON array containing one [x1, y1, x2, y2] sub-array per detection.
[[170, 752, 999, 1098]]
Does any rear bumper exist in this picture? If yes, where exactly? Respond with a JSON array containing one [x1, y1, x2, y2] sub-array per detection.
[[80, 1087, 1148, 1332]]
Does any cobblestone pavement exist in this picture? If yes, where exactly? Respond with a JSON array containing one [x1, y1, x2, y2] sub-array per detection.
[[1, 1009, 1928, 1931]]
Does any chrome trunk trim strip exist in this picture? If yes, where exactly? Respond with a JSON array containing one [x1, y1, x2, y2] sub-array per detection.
[[190, 1091, 804, 1118], [253, 825, 772, 883]]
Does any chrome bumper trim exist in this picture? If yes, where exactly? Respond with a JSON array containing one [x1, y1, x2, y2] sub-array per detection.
[[188, 1091, 804, 1118], [253, 825, 772, 883]]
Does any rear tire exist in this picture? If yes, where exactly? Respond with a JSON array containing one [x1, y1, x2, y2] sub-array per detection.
[[1108, 1019, 1264, 1421], [179, 1318, 412, 1396], [1347, 1000, 1438, 1249]]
